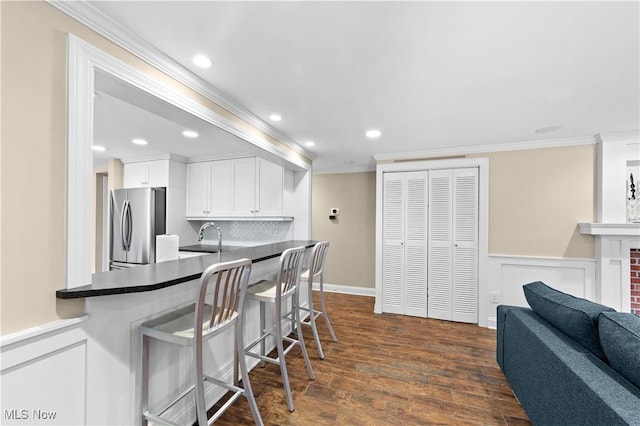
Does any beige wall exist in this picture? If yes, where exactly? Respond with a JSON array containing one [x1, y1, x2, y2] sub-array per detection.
[[469, 144, 595, 258], [0, 1, 308, 335], [313, 144, 595, 289], [311, 172, 376, 288]]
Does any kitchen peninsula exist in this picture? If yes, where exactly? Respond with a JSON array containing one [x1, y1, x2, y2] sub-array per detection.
[[56, 240, 316, 298], [56, 240, 316, 425]]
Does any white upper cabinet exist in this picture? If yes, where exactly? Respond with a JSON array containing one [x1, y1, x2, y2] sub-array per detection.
[[186, 162, 211, 217], [185, 160, 232, 218], [255, 158, 284, 216], [123, 160, 169, 188], [232, 157, 257, 216], [210, 160, 233, 216], [186, 157, 284, 219]]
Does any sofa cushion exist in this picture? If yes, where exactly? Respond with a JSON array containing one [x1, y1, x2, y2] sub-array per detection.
[[599, 312, 640, 389], [523, 281, 615, 360]]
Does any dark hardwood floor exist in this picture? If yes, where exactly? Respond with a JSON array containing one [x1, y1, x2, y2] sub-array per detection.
[[212, 292, 530, 425]]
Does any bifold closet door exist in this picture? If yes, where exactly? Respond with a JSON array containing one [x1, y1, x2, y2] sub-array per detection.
[[382, 171, 428, 317], [428, 168, 478, 323]]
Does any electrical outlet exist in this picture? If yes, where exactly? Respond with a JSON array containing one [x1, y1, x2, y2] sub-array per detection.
[[490, 292, 500, 303]]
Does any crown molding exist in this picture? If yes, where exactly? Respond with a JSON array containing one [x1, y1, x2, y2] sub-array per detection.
[[47, 0, 314, 162], [373, 135, 597, 163], [120, 153, 187, 164], [312, 165, 375, 175]]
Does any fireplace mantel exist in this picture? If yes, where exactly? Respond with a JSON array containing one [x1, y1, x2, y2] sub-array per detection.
[[579, 222, 640, 238]]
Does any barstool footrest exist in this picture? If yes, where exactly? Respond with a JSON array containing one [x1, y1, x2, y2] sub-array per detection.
[[155, 384, 196, 418], [203, 375, 244, 395], [245, 332, 299, 364], [143, 411, 179, 426], [207, 390, 245, 425]]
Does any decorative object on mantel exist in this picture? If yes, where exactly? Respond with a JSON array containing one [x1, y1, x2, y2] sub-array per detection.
[[628, 173, 640, 223]]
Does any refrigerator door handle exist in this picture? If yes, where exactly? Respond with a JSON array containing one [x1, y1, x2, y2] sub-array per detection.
[[121, 200, 129, 251], [126, 201, 133, 251]]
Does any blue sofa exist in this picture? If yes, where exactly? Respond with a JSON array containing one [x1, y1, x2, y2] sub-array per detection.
[[497, 282, 640, 425]]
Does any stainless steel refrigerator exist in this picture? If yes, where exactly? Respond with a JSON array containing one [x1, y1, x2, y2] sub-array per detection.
[[110, 187, 166, 269]]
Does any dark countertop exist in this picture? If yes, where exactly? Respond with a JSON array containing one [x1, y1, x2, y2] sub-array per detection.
[[57, 240, 317, 299], [179, 244, 244, 253]]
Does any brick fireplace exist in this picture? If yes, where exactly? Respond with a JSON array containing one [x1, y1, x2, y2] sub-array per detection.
[[632, 248, 640, 315]]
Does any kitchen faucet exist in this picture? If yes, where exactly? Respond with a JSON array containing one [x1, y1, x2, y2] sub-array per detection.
[[197, 222, 223, 252]]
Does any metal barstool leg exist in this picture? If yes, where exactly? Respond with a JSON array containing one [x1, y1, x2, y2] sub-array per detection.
[[307, 280, 325, 359], [259, 301, 266, 368], [294, 293, 316, 379], [236, 307, 263, 426], [141, 334, 150, 426], [319, 276, 337, 342], [194, 339, 208, 426], [274, 303, 295, 412]]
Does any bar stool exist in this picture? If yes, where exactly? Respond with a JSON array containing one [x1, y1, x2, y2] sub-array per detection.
[[141, 258, 263, 426], [244, 246, 315, 412], [298, 241, 337, 359]]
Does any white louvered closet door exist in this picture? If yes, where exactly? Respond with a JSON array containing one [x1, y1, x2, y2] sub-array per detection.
[[382, 171, 428, 317], [427, 170, 453, 320], [428, 168, 478, 323], [452, 168, 479, 323], [382, 173, 405, 314], [404, 173, 428, 317]]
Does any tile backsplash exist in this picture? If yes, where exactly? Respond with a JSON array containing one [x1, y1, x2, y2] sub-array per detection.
[[199, 220, 293, 246]]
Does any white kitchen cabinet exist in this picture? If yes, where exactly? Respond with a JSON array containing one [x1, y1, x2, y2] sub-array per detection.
[[255, 158, 284, 216], [123, 160, 169, 188], [186, 157, 283, 219], [185, 160, 232, 218], [232, 157, 257, 216], [185, 162, 210, 217]]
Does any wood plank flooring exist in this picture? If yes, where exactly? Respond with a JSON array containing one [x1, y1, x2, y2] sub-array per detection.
[[210, 293, 530, 425]]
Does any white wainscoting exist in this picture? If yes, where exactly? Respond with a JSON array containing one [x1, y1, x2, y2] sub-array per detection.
[[0, 318, 88, 425], [482, 255, 596, 328]]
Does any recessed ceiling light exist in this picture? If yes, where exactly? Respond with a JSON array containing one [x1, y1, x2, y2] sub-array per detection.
[[535, 126, 562, 134], [192, 54, 212, 69], [269, 114, 282, 122], [92, 145, 107, 152], [366, 129, 381, 139], [305, 141, 315, 147], [131, 138, 148, 146], [182, 130, 199, 138]]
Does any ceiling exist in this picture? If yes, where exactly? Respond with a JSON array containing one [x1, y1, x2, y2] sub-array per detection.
[[83, 1, 639, 173]]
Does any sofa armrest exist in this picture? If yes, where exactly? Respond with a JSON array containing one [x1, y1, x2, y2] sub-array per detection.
[[501, 306, 640, 425], [496, 304, 518, 369]]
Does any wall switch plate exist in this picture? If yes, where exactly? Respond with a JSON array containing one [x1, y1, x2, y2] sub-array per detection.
[[490, 292, 500, 303]]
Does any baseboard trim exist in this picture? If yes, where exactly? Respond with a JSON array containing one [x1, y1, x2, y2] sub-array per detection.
[[313, 283, 375, 297], [487, 316, 497, 329]]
